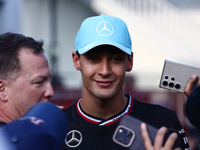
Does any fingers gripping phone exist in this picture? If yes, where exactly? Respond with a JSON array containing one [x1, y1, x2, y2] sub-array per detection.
[[159, 59, 200, 93], [113, 115, 180, 150], [113, 115, 158, 149]]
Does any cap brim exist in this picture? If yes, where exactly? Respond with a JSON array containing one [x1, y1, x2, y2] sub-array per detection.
[[77, 41, 132, 55]]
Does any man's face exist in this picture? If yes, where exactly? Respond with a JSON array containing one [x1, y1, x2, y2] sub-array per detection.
[[5, 48, 54, 120], [73, 46, 133, 100]]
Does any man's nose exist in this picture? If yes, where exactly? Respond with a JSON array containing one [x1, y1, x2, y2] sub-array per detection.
[[98, 59, 111, 77], [44, 82, 54, 98]]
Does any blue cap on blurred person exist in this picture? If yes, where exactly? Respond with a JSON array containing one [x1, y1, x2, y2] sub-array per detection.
[[75, 14, 132, 55], [0, 102, 68, 150]]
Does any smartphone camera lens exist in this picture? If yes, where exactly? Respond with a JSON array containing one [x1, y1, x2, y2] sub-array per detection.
[[122, 129, 129, 136], [175, 83, 181, 90], [115, 134, 122, 141], [122, 137, 130, 145], [162, 81, 168, 86], [165, 76, 169, 79], [169, 82, 174, 88]]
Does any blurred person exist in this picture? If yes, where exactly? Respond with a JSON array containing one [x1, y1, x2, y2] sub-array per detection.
[[0, 102, 69, 150], [0, 32, 54, 127], [185, 85, 200, 150], [61, 14, 190, 150], [184, 75, 200, 97], [185, 75, 200, 130]]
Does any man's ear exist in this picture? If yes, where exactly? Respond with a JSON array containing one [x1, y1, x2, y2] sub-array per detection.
[[127, 53, 133, 72], [0, 79, 8, 102], [72, 52, 81, 71]]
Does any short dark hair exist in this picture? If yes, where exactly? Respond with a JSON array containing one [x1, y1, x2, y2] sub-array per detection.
[[0, 32, 44, 81]]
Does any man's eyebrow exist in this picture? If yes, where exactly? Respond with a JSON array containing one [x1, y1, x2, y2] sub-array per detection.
[[35, 74, 52, 79]]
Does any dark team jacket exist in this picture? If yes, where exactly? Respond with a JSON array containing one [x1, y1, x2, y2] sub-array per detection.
[[61, 94, 190, 150]]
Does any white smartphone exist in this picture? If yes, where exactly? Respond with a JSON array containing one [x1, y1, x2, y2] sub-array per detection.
[[159, 59, 200, 93]]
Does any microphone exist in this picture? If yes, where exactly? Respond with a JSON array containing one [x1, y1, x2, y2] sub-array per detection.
[[0, 102, 68, 150]]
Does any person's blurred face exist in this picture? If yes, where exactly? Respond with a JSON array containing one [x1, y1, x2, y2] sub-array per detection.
[[5, 48, 54, 120]]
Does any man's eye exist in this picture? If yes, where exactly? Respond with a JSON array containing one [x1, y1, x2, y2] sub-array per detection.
[[88, 57, 97, 61], [113, 58, 122, 62], [35, 81, 43, 85]]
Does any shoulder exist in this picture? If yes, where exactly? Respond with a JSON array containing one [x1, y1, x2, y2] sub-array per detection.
[[63, 103, 76, 112], [62, 103, 77, 118], [133, 99, 176, 115], [131, 99, 179, 129]]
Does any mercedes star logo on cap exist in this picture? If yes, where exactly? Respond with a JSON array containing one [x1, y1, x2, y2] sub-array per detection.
[[96, 21, 114, 36]]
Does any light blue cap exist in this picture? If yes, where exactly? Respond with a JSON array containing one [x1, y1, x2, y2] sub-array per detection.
[[75, 14, 132, 55]]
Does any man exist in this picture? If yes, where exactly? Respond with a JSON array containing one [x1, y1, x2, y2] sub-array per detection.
[[0, 32, 54, 126], [61, 14, 190, 150]]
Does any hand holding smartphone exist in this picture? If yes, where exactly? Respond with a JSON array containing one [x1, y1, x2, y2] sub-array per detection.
[[113, 115, 157, 149], [113, 115, 180, 150], [159, 60, 200, 93]]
